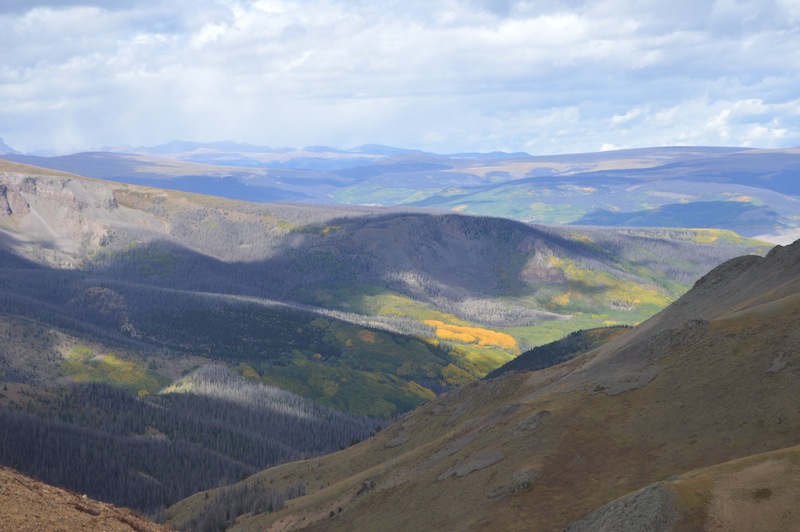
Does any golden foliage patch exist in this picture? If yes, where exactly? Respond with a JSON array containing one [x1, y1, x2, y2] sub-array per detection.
[[424, 320, 519, 352]]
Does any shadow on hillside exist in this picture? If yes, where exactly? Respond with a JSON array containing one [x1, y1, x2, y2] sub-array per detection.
[[573, 200, 782, 231]]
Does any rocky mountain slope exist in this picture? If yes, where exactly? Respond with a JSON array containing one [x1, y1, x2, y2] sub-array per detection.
[[0, 466, 164, 532], [165, 239, 800, 530]]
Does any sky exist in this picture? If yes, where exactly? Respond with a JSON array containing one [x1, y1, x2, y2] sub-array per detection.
[[1, 0, 799, 155]]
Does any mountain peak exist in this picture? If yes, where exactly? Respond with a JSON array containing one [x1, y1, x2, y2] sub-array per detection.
[[0, 137, 20, 155]]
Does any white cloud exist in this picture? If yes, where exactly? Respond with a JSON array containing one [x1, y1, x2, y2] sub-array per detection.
[[600, 142, 623, 151], [0, 0, 799, 154], [611, 108, 644, 126], [190, 22, 229, 49]]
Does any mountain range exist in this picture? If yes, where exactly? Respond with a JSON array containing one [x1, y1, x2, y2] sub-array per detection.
[[3, 141, 798, 244]]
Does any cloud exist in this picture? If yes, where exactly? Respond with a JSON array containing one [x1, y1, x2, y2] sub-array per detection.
[[0, 0, 799, 154], [611, 108, 644, 126]]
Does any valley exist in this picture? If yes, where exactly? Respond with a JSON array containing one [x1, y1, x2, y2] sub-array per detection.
[[3, 0, 799, 527], [165, 239, 800, 531], [0, 151, 794, 530], [0, 160, 769, 412]]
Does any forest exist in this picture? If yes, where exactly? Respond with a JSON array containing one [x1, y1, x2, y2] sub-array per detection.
[[0, 366, 380, 516]]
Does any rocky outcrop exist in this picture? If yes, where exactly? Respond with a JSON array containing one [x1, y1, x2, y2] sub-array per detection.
[[565, 483, 676, 532], [0, 183, 29, 216], [519, 246, 568, 283], [0, 173, 147, 266]]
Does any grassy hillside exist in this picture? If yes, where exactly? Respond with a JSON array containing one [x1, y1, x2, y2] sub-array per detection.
[[483, 326, 630, 379], [570, 444, 800, 531]]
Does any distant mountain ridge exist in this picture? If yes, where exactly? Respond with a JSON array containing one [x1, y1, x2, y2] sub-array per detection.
[[4, 143, 798, 242], [0, 136, 19, 155]]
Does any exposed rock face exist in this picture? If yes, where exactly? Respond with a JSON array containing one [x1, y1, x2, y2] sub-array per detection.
[[437, 450, 506, 480], [519, 246, 568, 283], [13, 174, 119, 213], [565, 483, 676, 532], [0, 183, 29, 216], [0, 173, 144, 266]]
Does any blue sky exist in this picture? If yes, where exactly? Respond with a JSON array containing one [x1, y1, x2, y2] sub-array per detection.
[[1, 0, 799, 154]]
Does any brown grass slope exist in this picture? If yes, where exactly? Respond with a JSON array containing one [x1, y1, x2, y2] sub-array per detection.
[[166, 239, 800, 531], [0, 465, 166, 532], [569, 444, 800, 531]]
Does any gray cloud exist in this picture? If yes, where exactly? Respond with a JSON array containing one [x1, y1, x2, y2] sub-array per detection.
[[1, 0, 798, 154]]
